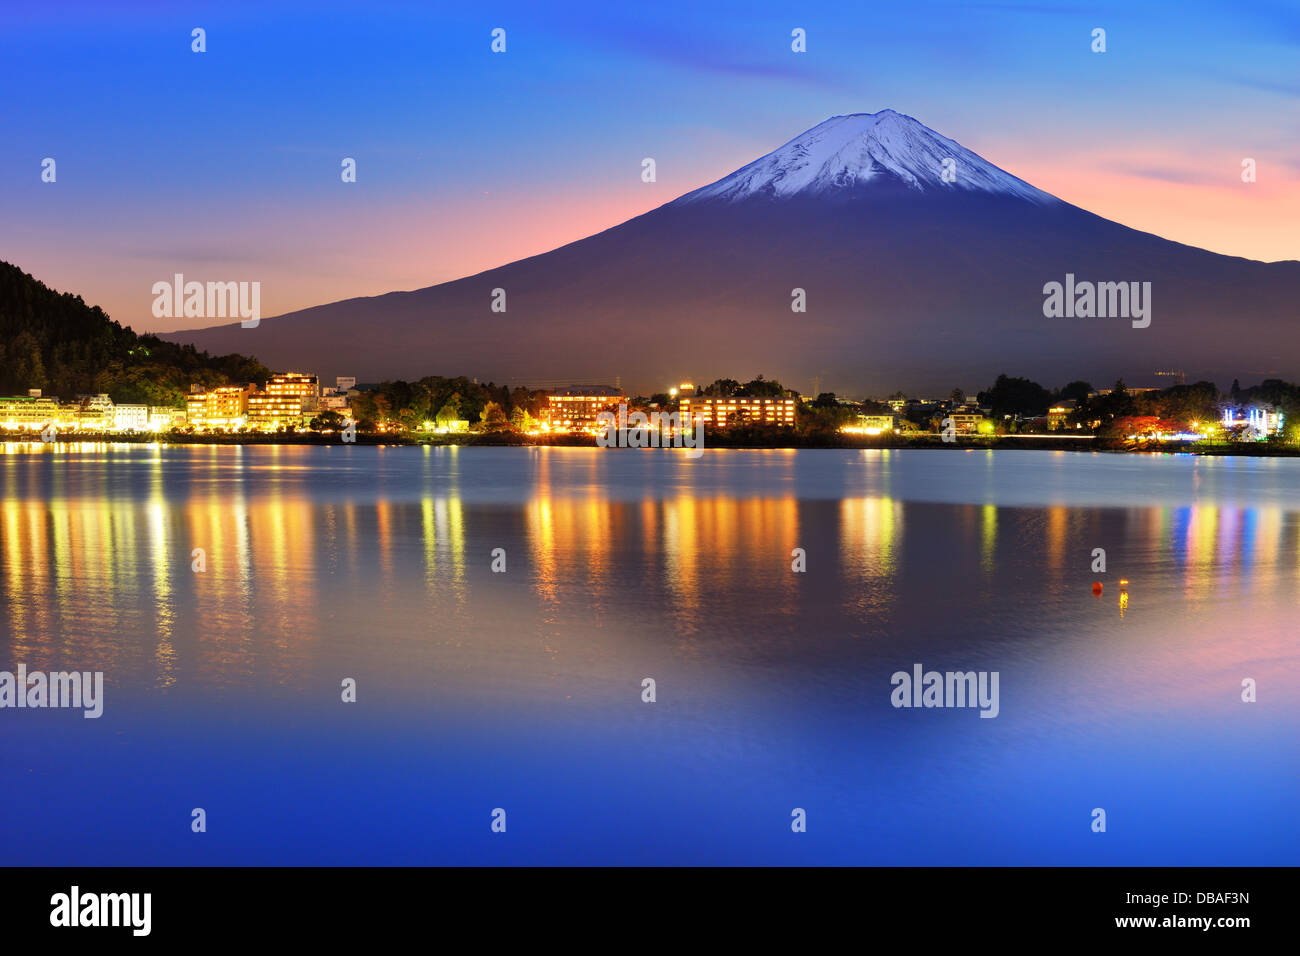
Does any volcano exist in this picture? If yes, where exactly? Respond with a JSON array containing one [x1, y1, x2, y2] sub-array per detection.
[[164, 110, 1300, 394]]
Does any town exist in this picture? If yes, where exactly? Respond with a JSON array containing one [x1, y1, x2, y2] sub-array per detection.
[[0, 370, 1293, 450]]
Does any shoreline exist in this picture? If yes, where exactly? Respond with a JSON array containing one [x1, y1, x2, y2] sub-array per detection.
[[4, 431, 1300, 457]]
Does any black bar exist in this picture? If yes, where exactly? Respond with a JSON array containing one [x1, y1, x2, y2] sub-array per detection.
[[0, 866, 1284, 941]]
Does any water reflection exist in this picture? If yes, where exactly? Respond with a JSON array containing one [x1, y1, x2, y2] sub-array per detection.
[[1, 447, 1298, 691], [1, 445, 1296, 865]]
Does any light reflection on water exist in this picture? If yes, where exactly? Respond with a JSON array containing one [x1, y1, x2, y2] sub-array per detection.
[[0, 445, 1296, 865]]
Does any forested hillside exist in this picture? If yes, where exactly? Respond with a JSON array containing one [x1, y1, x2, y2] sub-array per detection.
[[0, 261, 269, 405]]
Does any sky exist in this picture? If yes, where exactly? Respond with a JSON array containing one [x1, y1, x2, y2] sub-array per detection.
[[2, 0, 1297, 335]]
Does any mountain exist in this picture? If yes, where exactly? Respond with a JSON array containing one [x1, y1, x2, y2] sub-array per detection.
[[0, 260, 269, 405], [163, 110, 1300, 395], [677, 110, 1052, 204]]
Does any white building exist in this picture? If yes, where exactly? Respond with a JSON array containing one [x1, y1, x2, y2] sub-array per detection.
[[149, 406, 186, 430], [113, 404, 150, 431], [76, 394, 115, 430]]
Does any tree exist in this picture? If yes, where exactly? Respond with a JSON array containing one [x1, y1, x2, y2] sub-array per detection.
[[977, 374, 1052, 418], [510, 405, 536, 432], [8, 331, 46, 391], [435, 396, 461, 428], [949, 387, 965, 405], [310, 410, 345, 431], [739, 375, 786, 397], [481, 401, 509, 430], [1059, 380, 1092, 404], [703, 378, 740, 397], [1103, 379, 1136, 418]]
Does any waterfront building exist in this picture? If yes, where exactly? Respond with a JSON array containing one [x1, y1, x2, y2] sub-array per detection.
[[843, 413, 897, 435], [678, 395, 797, 428], [186, 385, 251, 430], [946, 405, 985, 434], [113, 404, 150, 431], [247, 372, 320, 430], [148, 406, 186, 430], [75, 394, 115, 431], [0, 393, 62, 430], [545, 386, 624, 431]]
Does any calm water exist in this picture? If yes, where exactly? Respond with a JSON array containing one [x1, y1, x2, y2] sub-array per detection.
[[0, 444, 1296, 865]]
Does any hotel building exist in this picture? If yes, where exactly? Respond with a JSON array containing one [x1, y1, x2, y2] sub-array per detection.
[[187, 385, 252, 429], [545, 386, 624, 431], [678, 395, 797, 428], [148, 406, 186, 430], [0, 392, 61, 430], [113, 403, 150, 431], [248, 373, 320, 430], [72, 394, 115, 431]]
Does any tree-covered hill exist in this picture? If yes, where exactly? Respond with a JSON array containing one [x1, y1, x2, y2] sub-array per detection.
[[0, 261, 269, 406]]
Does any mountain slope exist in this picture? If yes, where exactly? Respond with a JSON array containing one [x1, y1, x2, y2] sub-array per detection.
[[163, 111, 1300, 394]]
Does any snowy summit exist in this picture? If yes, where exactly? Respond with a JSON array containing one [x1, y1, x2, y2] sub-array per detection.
[[677, 109, 1056, 204]]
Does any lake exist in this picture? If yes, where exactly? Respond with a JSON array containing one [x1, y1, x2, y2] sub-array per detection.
[[0, 444, 1296, 864]]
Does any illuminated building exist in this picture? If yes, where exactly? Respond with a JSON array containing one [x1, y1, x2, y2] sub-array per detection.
[[945, 405, 985, 434], [264, 372, 319, 407], [1047, 400, 1077, 430], [319, 387, 350, 413], [113, 404, 150, 431], [186, 385, 251, 430], [678, 395, 797, 428], [148, 406, 186, 430], [0, 392, 62, 430], [1090, 386, 1159, 398], [248, 372, 320, 430], [545, 386, 624, 431], [74, 394, 115, 431], [842, 413, 897, 436]]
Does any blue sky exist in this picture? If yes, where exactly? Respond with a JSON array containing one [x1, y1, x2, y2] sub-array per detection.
[[2, 0, 1296, 331]]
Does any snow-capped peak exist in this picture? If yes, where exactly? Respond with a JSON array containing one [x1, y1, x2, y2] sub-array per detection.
[[676, 110, 1056, 204]]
